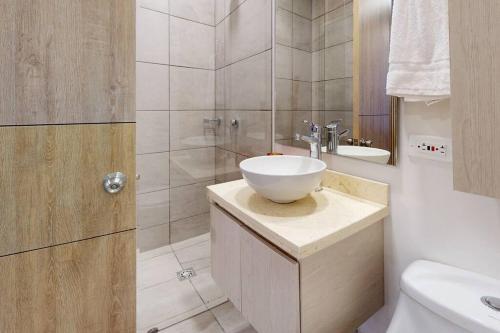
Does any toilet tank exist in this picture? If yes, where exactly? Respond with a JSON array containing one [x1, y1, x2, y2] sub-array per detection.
[[397, 260, 500, 333]]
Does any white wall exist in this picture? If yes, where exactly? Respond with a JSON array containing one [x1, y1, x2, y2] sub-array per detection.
[[283, 100, 500, 331]]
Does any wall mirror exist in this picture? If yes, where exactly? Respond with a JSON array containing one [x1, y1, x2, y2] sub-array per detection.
[[273, 0, 398, 165]]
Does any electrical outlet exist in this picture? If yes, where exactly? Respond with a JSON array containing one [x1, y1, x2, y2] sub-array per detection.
[[408, 135, 452, 162]]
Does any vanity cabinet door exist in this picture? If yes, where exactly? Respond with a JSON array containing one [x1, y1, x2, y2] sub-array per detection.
[[240, 228, 300, 333], [210, 205, 242, 310]]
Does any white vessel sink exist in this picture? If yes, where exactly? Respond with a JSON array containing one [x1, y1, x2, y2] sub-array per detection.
[[239, 155, 327, 203], [336, 146, 391, 164]]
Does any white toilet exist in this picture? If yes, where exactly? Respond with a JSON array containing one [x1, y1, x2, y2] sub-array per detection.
[[387, 260, 500, 333]]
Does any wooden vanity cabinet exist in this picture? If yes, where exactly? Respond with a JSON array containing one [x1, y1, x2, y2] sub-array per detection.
[[210, 204, 384, 333]]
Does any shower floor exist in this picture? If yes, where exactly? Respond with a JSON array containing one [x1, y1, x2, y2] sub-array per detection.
[[137, 233, 256, 333]]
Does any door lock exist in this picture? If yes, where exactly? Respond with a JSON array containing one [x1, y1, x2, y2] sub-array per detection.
[[103, 172, 127, 194]]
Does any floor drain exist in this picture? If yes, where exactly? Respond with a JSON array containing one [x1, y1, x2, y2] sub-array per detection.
[[177, 268, 196, 281], [147, 328, 159, 333]]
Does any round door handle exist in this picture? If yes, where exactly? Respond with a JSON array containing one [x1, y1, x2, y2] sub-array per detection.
[[103, 172, 127, 194]]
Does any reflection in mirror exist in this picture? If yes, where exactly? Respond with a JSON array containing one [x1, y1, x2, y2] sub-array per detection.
[[274, 0, 398, 165]]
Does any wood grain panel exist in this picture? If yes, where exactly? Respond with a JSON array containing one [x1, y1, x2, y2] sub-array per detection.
[[0, 123, 135, 256], [359, 115, 392, 152], [210, 205, 242, 310], [0, 231, 136, 333], [358, 0, 392, 116], [0, 0, 135, 125], [240, 227, 300, 333], [449, 0, 500, 198], [300, 222, 384, 333]]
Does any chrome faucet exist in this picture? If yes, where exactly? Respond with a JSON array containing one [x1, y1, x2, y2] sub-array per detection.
[[325, 120, 350, 154], [295, 120, 322, 159]]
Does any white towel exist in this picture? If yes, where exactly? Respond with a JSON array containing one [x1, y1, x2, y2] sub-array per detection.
[[386, 0, 450, 103]]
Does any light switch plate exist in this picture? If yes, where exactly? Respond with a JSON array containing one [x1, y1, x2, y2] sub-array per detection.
[[408, 135, 452, 162]]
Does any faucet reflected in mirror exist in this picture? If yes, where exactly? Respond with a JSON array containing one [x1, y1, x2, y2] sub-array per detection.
[[274, 0, 398, 165]]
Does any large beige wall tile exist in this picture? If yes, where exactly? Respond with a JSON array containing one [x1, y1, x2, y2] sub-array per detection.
[[276, 79, 293, 110], [170, 0, 215, 26], [170, 180, 215, 221], [345, 40, 353, 77], [223, 110, 272, 156], [170, 213, 211, 243], [137, 111, 170, 154], [292, 80, 312, 110], [278, 0, 292, 11], [276, 8, 293, 46], [136, 63, 170, 110], [312, 0, 326, 19], [138, 0, 170, 14], [292, 48, 312, 82], [216, 68, 226, 109], [276, 45, 293, 79], [216, 23, 226, 69], [312, 50, 325, 81], [312, 81, 325, 110], [325, 6, 345, 47], [137, 189, 170, 229], [170, 67, 215, 110], [312, 16, 325, 51], [225, 51, 272, 110], [275, 110, 293, 140], [215, 148, 245, 183], [137, 152, 170, 194], [138, 223, 171, 253], [224, 0, 272, 64], [170, 110, 216, 150], [292, 14, 312, 51], [215, 0, 225, 24], [326, 0, 344, 12], [136, 7, 170, 64], [325, 78, 347, 110], [170, 17, 215, 69], [325, 44, 345, 79], [293, 0, 312, 19], [170, 148, 216, 187]]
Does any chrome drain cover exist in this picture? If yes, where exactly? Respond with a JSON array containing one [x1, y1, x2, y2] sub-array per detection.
[[177, 268, 196, 281], [481, 296, 500, 311]]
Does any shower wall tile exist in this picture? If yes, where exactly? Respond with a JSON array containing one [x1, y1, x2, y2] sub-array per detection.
[[170, 110, 216, 151], [138, 0, 170, 14], [215, 68, 226, 109], [137, 189, 170, 229], [293, 0, 312, 19], [312, 0, 326, 19], [293, 110, 312, 136], [170, 147, 216, 187], [170, 180, 215, 222], [276, 45, 293, 79], [326, 0, 344, 12], [275, 110, 293, 141], [312, 50, 325, 81], [224, 50, 272, 110], [170, 0, 215, 26], [292, 14, 312, 51], [223, 0, 272, 65], [325, 78, 347, 110], [215, 148, 246, 183], [292, 80, 312, 110], [170, 213, 211, 243], [223, 110, 272, 156], [136, 7, 170, 64], [276, 79, 293, 110], [215, 23, 225, 69], [224, 0, 247, 17], [278, 0, 292, 11], [312, 16, 325, 51], [312, 81, 325, 110], [345, 41, 353, 77], [138, 223, 170, 252], [276, 8, 293, 46], [325, 44, 345, 79], [215, 0, 225, 24], [170, 67, 215, 110], [325, 6, 345, 47], [170, 17, 215, 69], [345, 2, 354, 41], [137, 152, 170, 194], [345, 77, 353, 109], [136, 63, 170, 111], [136, 111, 170, 154], [292, 48, 312, 82]]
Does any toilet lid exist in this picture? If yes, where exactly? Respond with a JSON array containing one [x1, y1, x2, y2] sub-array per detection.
[[401, 260, 500, 333]]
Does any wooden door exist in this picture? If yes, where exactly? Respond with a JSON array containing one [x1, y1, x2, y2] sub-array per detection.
[[0, 0, 136, 332]]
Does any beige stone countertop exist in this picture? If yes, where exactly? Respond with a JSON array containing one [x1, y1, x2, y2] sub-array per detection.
[[207, 170, 390, 259]]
